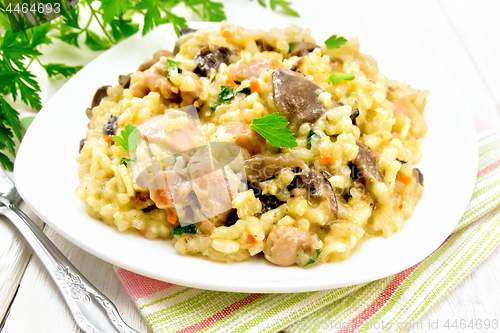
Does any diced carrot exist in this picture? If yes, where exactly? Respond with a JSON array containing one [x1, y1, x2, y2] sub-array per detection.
[[319, 153, 332, 165], [226, 79, 238, 89], [221, 30, 231, 39], [250, 80, 260, 94], [103, 135, 112, 144], [139, 229, 146, 238], [400, 176, 412, 185], [248, 234, 256, 244], [166, 209, 178, 224], [87, 122, 90, 129]]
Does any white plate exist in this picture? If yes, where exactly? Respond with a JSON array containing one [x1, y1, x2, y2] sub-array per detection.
[[14, 22, 478, 293]]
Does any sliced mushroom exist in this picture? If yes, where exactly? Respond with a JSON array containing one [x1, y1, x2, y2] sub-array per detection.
[[179, 27, 197, 36], [223, 122, 266, 155], [289, 57, 305, 73], [256, 39, 274, 52], [130, 191, 156, 210], [102, 115, 118, 136], [194, 45, 231, 77], [86, 107, 93, 119], [244, 153, 308, 182], [79, 138, 85, 153], [264, 226, 311, 266], [118, 73, 132, 88], [259, 194, 285, 214], [413, 168, 424, 186], [353, 142, 383, 184], [300, 168, 338, 217], [288, 41, 320, 58], [272, 68, 326, 130], [91, 85, 110, 108], [350, 108, 360, 125], [138, 50, 174, 72]]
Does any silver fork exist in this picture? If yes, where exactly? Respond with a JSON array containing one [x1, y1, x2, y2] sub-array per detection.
[[0, 169, 140, 333]]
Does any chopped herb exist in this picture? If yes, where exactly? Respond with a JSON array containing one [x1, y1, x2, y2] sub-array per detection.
[[166, 59, 183, 80], [288, 42, 294, 54], [113, 123, 140, 151], [173, 224, 197, 235], [250, 113, 298, 149], [306, 129, 319, 147], [212, 84, 235, 111], [324, 35, 347, 49], [303, 248, 323, 267], [120, 157, 136, 167], [237, 87, 252, 95], [328, 72, 355, 85]]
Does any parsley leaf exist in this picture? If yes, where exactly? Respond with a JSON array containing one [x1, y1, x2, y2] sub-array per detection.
[[328, 72, 355, 85], [173, 224, 197, 235], [288, 42, 294, 54], [303, 248, 323, 267], [120, 157, 136, 167], [85, 31, 111, 51], [113, 123, 140, 151], [306, 129, 319, 148], [250, 113, 298, 149], [43, 64, 83, 78], [166, 59, 183, 80], [259, 0, 299, 17], [212, 84, 235, 111], [324, 35, 347, 49]]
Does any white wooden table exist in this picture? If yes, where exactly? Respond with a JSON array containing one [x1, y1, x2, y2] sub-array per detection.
[[2, 0, 500, 332]]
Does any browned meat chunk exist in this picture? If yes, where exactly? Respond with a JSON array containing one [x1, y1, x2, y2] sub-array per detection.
[[288, 41, 320, 57], [224, 122, 266, 155], [194, 45, 231, 77], [91, 85, 110, 108], [272, 68, 326, 131], [264, 226, 311, 266], [244, 153, 308, 182], [353, 142, 383, 184], [138, 50, 174, 72]]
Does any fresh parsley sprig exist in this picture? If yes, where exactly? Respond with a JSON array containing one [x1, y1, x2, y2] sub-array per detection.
[[324, 35, 347, 49], [113, 123, 140, 151], [328, 72, 355, 85], [166, 59, 182, 80], [256, 0, 299, 17], [250, 112, 298, 149]]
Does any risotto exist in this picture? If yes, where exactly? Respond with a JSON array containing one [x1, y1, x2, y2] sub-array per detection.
[[76, 23, 427, 267]]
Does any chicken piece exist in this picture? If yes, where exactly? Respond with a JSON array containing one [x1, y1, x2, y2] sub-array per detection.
[[272, 68, 327, 131], [137, 114, 197, 153], [198, 209, 236, 234], [138, 50, 174, 72], [264, 226, 311, 266], [244, 153, 308, 182], [223, 122, 266, 155], [228, 57, 283, 82], [188, 150, 241, 220]]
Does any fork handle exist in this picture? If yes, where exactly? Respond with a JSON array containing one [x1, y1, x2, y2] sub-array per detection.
[[0, 202, 140, 333]]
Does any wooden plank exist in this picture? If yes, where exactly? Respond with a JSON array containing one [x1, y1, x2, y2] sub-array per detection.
[[1, 225, 149, 333], [439, 0, 500, 117], [0, 202, 43, 325]]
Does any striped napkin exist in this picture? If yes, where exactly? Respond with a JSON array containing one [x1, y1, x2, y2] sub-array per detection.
[[114, 125, 500, 333]]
